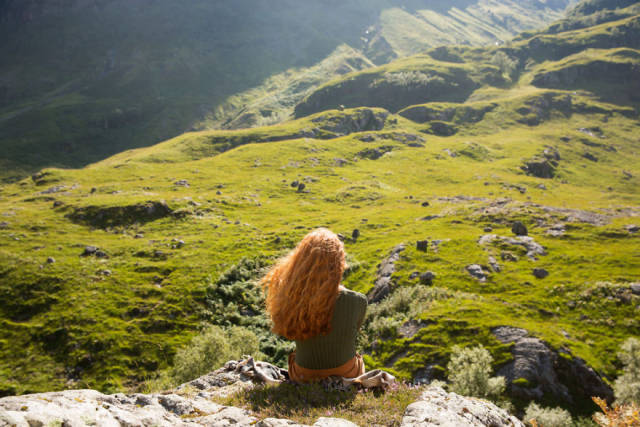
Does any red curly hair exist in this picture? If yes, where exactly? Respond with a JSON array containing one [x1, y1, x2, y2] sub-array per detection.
[[260, 228, 346, 341]]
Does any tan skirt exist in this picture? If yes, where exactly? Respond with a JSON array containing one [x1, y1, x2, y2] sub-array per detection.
[[288, 352, 365, 383]]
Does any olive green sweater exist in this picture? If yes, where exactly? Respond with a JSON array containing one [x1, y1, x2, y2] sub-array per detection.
[[294, 288, 368, 370]]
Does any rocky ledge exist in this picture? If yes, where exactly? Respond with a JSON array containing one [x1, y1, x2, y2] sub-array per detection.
[[0, 360, 524, 427]]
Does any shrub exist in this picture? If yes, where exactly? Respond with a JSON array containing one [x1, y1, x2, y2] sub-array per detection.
[[592, 396, 640, 427], [491, 51, 519, 78], [524, 402, 573, 427], [446, 344, 505, 400], [613, 337, 640, 405], [171, 325, 262, 384]]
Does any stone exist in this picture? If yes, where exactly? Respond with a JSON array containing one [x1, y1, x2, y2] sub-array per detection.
[[174, 179, 189, 187], [488, 256, 500, 273], [501, 251, 518, 262], [290, 180, 299, 188], [416, 240, 428, 252], [546, 223, 566, 237], [314, 418, 358, 426], [419, 271, 435, 285], [297, 183, 306, 192], [582, 152, 598, 162], [46, 257, 55, 264], [522, 158, 556, 178], [466, 264, 487, 282], [53, 200, 63, 207], [533, 268, 549, 279], [537, 183, 547, 190], [216, 190, 222, 195], [492, 327, 613, 405], [368, 244, 405, 303], [421, 201, 429, 207], [630, 283, 640, 296], [401, 387, 524, 427], [95, 250, 109, 259], [626, 224, 639, 233], [0, 221, 8, 229], [82, 246, 98, 256], [511, 221, 528, 236], [409, 271, 420, 280], [351, 229, 360, 240], [98, 270, 112, 276], [484, 226, 492, 232]]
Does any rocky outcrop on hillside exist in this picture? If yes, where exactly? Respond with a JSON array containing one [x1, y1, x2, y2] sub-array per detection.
[[493, 327, 613, 407], [0, 360, 525, 427]]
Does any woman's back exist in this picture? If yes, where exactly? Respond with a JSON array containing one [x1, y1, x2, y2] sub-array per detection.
[[294, 288, 367, 370]]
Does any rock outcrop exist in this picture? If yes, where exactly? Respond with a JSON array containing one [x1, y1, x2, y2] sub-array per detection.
[[367, 244, 406, 303], [492, 327, 613, 407], [402, 387, 524, 427], [0, 370, 525, 427]]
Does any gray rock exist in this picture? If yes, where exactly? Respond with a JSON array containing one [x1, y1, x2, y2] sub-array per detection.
[[174, 179, 190, 187], [46, 257, 55, 264], [420, 271, 435, 285], [95, 250, 109, 259], [492, 327, 613, 405], [314, 418, 358, 426], [297, 183, 306, 192], [546, 223, 566, 237], [626, 224, 639, 233], [582, 152, 598, 162], [466, 264, 488, 282], [511, 221, 528, 236], [421, 201, 430, 207], [533, 268, 549, 279], [416, 240, 428, 252], [522, 158, 556, 178], [82, 246, 98, 256], [501, 251, 518, 262], [479, 234, 546, 261], [488, 256, 501, 273], [290, 180, 299, 188], [352, 229, 360, 240], [409, 271, 420, 280], [630, 283, 640, 295], [0, 221, 8, 229], [368, 244, 405, 303], [401, 387, 524, 427]]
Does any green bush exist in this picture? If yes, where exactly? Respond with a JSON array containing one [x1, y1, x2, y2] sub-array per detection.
[[446, 344, 505, 400], [613, 337, 640, 405], [524, 402, 573, 427], [171, 325, 263, 385]]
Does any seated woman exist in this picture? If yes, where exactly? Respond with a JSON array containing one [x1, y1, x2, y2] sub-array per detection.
[[260, 228, 367, 383]]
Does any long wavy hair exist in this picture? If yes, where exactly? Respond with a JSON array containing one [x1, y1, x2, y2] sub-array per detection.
[[260, 228, 346, 341]]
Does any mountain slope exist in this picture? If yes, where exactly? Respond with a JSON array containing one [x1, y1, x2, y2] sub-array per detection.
[[0, 0, 574, 180], [0, 0, 638, 417]]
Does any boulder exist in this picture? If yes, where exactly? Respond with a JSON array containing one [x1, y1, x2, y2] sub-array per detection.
[[368, 244, 405, 303], [630, 283, 640, 296], [416, 240, 428, 252], [401, 387, 524, 427], [419, 271, 436, 286], [533, 268, 549, 279], [466, 264, 488, 282], [492, 327, 613, 406], [511, 221, 528, 236], [522, 158, 556, 178]]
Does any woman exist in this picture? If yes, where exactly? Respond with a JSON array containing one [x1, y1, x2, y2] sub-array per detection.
[[261, 228, 367, 383]]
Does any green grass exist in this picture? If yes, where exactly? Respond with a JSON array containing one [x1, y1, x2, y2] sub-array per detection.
[[213, 381, 423, 426], [0, 2, 638, 418]]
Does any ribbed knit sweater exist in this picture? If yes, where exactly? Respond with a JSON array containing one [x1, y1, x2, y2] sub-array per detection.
[[294, 287, 367, 370]]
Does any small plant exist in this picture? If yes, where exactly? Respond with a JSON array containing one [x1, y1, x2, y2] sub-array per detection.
[[171, 325, 263, 385], [490, 51, 519, 79], [592, 396, 640, 427], [613, 337, 640, 405], [446, 344, 505, 401], [524, 402, 573, 427]]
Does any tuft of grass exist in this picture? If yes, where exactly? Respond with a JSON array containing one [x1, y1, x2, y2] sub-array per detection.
[[215, 381, 423, 426]]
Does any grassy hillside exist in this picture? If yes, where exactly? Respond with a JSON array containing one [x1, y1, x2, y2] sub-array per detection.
[[0, 0, 638, 419], [0, 0, 573, 180]]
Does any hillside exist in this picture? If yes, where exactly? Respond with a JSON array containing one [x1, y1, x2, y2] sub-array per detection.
[[0, 0, 574, 181], [0, 0, 639, 420]]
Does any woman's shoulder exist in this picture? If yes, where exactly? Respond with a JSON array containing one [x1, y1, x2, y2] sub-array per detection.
[[338, 287, 367, 306]]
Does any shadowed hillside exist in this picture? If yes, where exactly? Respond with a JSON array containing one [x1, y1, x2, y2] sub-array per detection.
[[0, 0, 573, 180]]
